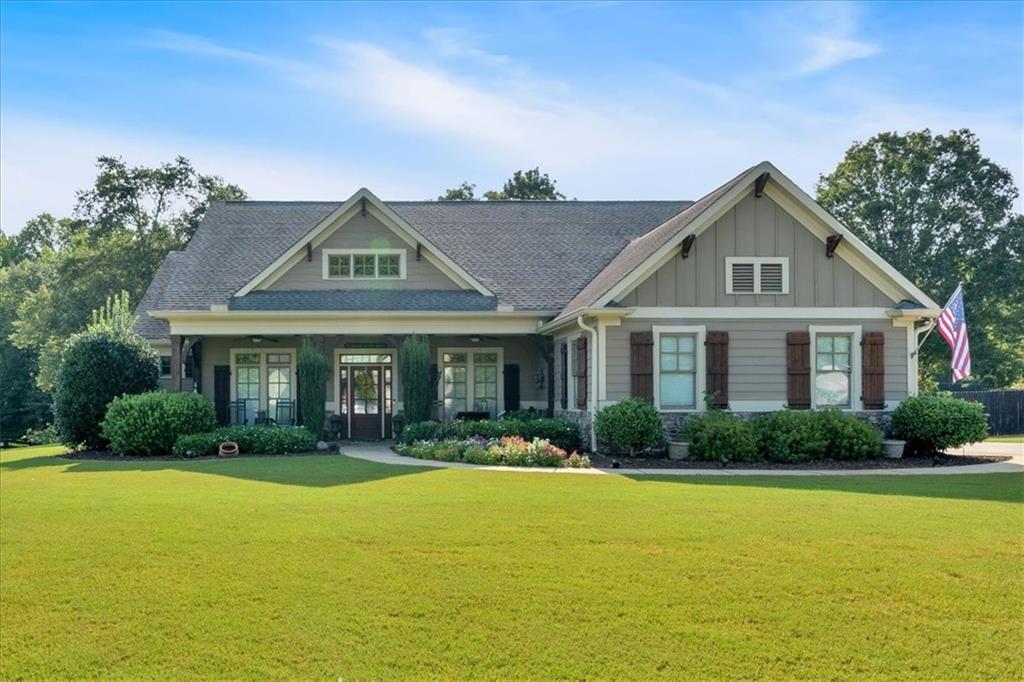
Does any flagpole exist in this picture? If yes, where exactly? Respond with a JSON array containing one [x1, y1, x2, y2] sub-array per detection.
[[911, 282, 962, 357]]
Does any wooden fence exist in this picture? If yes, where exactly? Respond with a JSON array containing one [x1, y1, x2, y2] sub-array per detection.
[[952, 389, 1024, 435]]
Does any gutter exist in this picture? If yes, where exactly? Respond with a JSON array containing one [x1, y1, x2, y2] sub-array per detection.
[[577, 314, 599, 453]]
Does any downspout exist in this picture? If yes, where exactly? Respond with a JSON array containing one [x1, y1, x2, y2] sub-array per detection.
[[577, 315, 599, 453]]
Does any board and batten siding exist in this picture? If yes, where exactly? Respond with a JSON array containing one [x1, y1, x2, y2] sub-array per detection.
[[268, 213, 461, 291], [616, 193, 893, 308], [605, 318, 908, 405]]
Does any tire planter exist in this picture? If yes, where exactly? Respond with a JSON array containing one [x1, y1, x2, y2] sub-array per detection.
[[218, 441, 240, 458]]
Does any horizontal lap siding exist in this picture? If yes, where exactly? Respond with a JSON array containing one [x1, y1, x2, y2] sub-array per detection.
[[605, 319, 908, 404]]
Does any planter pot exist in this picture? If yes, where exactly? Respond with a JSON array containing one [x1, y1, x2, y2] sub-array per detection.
[[668, 441, 690, 461], [883, 439, 905, 459], [218, 441, 239, 458]]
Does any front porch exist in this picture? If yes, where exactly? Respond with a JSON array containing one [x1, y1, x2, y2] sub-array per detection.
[[167, 333, 555, 440]]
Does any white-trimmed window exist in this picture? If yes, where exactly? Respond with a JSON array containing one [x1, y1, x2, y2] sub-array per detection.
[[438, 347, 504, 418], [653, 325, 706, 411], [230, 349, 296, 424], [158, 355, 172, 378], [809, 325, 861, 410], [725, 257, 789, 294], [323, 249, 405, 280]]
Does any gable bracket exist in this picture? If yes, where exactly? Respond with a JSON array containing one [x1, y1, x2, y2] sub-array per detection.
[[360, 197, 368, 217], [754, 172, 770, 198], [826, 234, 843, 258], [416, 242, 422, 261], [680, 234, 695, 259], [306, 242, 313, 262]]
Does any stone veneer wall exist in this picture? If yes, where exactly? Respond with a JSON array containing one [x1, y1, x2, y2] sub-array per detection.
[[555, 410, 593, 452]]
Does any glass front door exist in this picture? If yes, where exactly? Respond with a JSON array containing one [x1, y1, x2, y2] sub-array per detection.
[[345, 365, 390, 439]]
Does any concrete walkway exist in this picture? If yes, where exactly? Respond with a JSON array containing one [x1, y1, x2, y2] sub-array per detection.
[[341, 441, 1024, 477]]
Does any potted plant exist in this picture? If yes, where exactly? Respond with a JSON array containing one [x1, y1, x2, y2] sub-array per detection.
[[668, 439, 690, 460], [882, 439, 905, 459]]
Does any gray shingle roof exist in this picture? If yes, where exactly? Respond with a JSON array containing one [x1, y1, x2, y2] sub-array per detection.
[[228, 289, 497, 311], [136, 199, 693, 330], [135, 251, 182, 339]]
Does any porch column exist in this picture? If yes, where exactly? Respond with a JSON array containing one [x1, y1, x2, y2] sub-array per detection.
[[170, 334, 182, 392]]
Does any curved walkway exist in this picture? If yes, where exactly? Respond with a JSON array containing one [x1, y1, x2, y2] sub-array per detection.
[[342, 441, 1024, 477]]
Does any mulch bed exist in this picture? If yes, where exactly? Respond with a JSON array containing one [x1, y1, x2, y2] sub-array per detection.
[[60, 449, 332, 462], [586, 452, 1010, 470]]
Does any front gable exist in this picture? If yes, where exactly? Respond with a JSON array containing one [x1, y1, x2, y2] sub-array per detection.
[[616, 191, 896, 308]]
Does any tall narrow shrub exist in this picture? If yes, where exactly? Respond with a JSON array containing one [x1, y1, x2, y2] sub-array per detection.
[[298, 337, 329, 438], [401, 335, 433, 424]]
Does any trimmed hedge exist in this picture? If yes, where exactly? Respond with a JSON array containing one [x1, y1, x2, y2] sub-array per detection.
[[682, 410, 758, 463], [172, 426, 317, 458], [890, 394, 989, 455], [818, 409, 883, 460], [398, 418, 580, 452], [593, 399, 663, 455], [102, 391, 216, 456], [753, 411, 828, 463]]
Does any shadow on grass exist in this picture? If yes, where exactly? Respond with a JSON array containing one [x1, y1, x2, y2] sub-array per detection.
[[626, 472, 1024, 504], [1, 453, 435, 488]]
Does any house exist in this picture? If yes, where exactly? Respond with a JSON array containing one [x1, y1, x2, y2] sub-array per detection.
[[136, 162, 940, 448]]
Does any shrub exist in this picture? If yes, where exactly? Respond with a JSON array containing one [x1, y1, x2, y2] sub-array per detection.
[[54, 329, 158, 449], [297, 337, 329, 438], [395, 436, 590, 468], [682, 411, 758, 463], [23, 424, 59, 445], [398, 418, 581, 452], [754, 411, 828, 463], [102, 391, 216, 456], [172, 426, 317, 458], [890, 394, 989, 455], [817, 409, 883, 460], [400, 335, 433, 424], [501, 408, 544, 421], [594, 399, 663, 455]]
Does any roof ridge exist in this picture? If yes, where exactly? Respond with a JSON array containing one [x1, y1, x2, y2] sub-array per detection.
[[218, 199, 692, 205]]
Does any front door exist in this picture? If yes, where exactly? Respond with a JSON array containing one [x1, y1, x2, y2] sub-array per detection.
[[349, 366, 384, 439]]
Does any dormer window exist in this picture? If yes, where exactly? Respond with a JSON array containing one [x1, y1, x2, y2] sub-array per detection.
[[323, 249, 406, 280], [725, 257, 789, 295]]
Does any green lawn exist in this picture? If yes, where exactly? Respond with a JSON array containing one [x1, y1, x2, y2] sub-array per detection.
[[987, 434, 1024, 443], [2, 445, 1021, 680]]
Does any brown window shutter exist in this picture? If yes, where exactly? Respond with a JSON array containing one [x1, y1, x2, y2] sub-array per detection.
[[559, 342, 568, 410], [786, 331, 811, 409], [576, 336, 588, 410], [706, 331, 729, 408], [630, 331, 654, 403], [862, 331, 885, 409]]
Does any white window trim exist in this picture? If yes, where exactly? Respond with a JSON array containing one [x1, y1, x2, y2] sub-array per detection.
[[725, 256, 790, 295], [560, 333, 582, 413], [229, 348, 297, 416], [322, 248, 406, 281], [158, 354, 172, 378], [436, 347, 504, 418], [332, 348, 398, 438], [653, 325, 706, 412], [809, 325, 862, 411]]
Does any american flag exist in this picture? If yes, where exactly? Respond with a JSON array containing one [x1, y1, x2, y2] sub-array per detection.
[[937, 285, 971, 382]]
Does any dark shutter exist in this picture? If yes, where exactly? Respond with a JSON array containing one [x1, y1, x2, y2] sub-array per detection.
[[706, 331, 729, 408], [559, 342, 568, 410], [213, 365, 230, 426], [862, 331, 885, 409], [630, 331, 654, 403], [576, 336, 588, 410], [786, 331, 811, 409], [504, 364, 520, 412]]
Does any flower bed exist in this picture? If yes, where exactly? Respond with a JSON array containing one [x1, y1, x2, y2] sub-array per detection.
[[396, 435, 590, 468]]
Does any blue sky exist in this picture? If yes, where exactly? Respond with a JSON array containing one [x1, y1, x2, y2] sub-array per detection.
[[2, 1, 1021, 231]]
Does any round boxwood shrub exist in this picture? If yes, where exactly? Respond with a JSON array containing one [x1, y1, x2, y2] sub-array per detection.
[[890, 394, 989, 455], [755, 410, 828, 463], [594, 399, 663, 455], [682, 410, 758, 463], [102, 391, 216, 456], [54, 330, 159, 449], [817, 409, 883, 460]]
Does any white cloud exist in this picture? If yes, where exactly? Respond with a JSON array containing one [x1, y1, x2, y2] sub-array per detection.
[[778, 2, 882, 76], [797, 35, 881, 75]]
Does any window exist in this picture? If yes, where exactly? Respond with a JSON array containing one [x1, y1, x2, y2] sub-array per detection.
[[267, 353, 293, 420], [234, 352, 261, 425], [725, 257, 789, 294], [159, 355, 172, 377], [231, 350, 295, 425], [653, 325, 706, 411], [322, 249, 405, 280], [809, 325, 862, 410], [659, 334, 697, 409], [438, 348, 503, 418]]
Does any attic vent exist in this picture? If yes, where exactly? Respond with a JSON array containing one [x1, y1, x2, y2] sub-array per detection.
[[760, 263, 784, 293], [725, 257, 789, 295], [731, 263, 755, 293]]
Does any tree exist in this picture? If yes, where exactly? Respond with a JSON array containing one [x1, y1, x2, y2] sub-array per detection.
[[400, 335, 433, 424], [298, 337, 329, 438], [438, 182, 478, 201], [484, 168, 565, 200], [817, 129, 1024, 388]]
